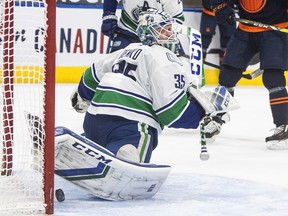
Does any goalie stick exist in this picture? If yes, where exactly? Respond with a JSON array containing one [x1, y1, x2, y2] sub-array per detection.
[[177, 24, 209, 160], [178, 24, 241, 160], [199, 122, 209, 160], [176, 23, 204, 88]]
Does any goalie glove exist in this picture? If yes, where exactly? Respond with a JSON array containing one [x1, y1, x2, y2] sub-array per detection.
[[70, 88, 90, 113]]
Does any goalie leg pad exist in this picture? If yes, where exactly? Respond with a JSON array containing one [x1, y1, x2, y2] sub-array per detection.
[[54, 126, 171, 201]]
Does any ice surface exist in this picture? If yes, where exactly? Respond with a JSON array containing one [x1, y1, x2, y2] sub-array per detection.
[[54, 85, 288, 216]]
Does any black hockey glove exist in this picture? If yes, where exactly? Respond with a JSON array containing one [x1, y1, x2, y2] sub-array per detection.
[[213, 3, 235, 25], [70, 88, 90, 113], [101, 11, 118, 37]]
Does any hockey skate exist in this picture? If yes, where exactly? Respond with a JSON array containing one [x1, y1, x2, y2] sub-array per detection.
[[202, 113, 230, 143], [266, 124, 288, 150]]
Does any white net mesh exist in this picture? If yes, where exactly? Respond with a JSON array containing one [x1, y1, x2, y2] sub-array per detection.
[[0, 0, 48, 214]]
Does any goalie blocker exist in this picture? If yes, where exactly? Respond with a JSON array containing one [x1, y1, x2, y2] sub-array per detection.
[[188, 85, 240, 115], [54, 126, 171, 201]]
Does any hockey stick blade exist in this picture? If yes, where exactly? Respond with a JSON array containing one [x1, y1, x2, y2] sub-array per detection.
[[242, 68, 263, 80], [234, 18, 288, 33]]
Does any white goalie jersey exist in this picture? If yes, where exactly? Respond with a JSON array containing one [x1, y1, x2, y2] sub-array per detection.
[[78, 43, 195, 133], [118, 0, 185, 35]]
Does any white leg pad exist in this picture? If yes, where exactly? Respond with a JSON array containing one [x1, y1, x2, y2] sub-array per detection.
[[54, 127, 171, 201]]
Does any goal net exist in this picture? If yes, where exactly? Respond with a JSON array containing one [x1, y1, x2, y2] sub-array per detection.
[[0, 0, 55, 214]]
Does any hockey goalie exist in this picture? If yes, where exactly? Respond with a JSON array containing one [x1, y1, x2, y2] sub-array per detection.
[[53, 9, 240, 201]]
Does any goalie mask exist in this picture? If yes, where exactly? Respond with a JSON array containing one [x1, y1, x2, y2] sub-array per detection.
[[136, 9, 180, 54]]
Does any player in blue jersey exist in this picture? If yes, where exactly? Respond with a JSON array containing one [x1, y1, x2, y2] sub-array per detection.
[[211, 0, 288, 149], [71, 9, 239, 163], [101, 0, 185, 54], [200, 0, 236, 65]]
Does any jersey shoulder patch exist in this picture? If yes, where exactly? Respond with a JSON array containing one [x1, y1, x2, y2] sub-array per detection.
[[166, 52, 183, 66]]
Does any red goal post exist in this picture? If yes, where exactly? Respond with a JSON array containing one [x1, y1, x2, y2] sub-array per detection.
[[0, 0, 55, 214]]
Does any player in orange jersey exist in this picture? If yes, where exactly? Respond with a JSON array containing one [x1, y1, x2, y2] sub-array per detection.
[[200, 0, 236, 64], [211, 0, 288, 149]]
